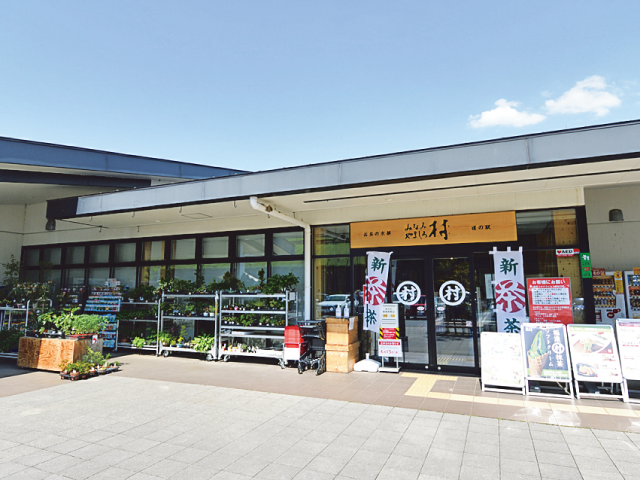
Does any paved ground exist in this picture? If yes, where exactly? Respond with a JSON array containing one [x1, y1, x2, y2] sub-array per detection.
[[3, 353, 640, 479]]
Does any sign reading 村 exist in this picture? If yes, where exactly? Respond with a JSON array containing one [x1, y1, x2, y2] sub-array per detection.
[[350, 211, 517, 249]]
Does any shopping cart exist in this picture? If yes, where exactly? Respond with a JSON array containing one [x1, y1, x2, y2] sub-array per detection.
[[296, 320, 326, 375]]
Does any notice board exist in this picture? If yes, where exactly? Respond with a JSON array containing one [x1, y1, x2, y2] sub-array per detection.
[[527, 277, 573, 325]]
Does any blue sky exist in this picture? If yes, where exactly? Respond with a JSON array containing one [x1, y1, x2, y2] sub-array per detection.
[[1, 1, 638, 171]]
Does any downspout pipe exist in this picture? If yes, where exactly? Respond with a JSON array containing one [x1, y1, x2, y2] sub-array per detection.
[[249, 196, 311, 320]]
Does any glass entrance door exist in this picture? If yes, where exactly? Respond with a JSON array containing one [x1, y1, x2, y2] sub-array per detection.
[[432, 257, 476, 369], [389, 255, 478, 373]]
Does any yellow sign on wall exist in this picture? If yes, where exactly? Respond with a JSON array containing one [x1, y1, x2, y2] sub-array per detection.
[[350, 211, 517, 249]]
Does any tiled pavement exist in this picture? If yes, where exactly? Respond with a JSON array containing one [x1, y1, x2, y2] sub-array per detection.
[[3, 353, 640, 479]]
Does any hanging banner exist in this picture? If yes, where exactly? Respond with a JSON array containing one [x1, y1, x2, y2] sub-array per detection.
[[490, 247, 526, 333], [521, 323, 570, 381], [480, 332, 525, 388], [378, 304, 402, 357], [527, 277, 573, 325], [567, 324, 622, 383], [364, 251, 391, 333], [616, 319, 640, 381]]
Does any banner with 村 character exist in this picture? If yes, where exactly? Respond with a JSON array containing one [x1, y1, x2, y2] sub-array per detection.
[[364, 251, 392, 333], [490, 247, 527, 333]]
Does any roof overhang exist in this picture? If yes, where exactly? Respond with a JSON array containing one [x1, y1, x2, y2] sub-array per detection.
[[52, 120, 640, 221]]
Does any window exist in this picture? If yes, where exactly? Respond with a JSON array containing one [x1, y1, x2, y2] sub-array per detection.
[[115, 243, 136, 263], [43, 247, 62, 265], [273, 232, 303, 256], [66, 246, 85, 264], [142, 241, 165, 261], [171, 239, 196, 260], [114, 267, 137, 289], [140, 266, 166, 287], [202, 263, 231, 283], [516, 209, 578, 248], [237, 234, 265, 257], [314, 225, 350, 255], [88, 267, 110, 287], [24, 249, 39, 267], [203, 236, 228, 258], [172, 264, 197, 282], [235, 262, 267, 288], [90, 244, 110, 264], [65, 268, 85, 286]]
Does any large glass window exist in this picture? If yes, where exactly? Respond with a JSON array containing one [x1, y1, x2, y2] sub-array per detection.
[[43, 247, 62, 265], [172, 264, 197, 282], [171, 239, 196, 260], [516, 209, 578, 248], [115, 243, 136, 263], [313, 257, 351, 319], [140, 266, 166, 287], [114, 267, 137, 290], [66, 246, 85, 264], [237, 234, 265, 257], [65, 268, 85, 286], [88, 267, 110, 287], [272, 260, 304, 321], [314, 225, 350, 256], [235, 262, 267, 288], [273, 232, 303, 256], [203, 236, 228, 259], [90, 244, 110, 264], [202, 263, 231, 283], [142, 241, 165, 261], [24, 249, 39, 267]]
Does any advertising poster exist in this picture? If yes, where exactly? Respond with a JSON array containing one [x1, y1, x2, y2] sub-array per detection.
[[364, 251, 391, 333], [521, 323, 570, 381], [567, 325, 622, 383], [481, 332, 524, 388], [378, 304, 402, 357], [490, 247, 527, 333], [527, 277, 573, 325], [616, 319, 640, 381]]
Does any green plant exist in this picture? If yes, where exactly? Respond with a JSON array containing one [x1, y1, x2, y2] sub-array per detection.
[[0, 328, 23, 353], [10, 281, 54, 303], [82, 349, 111, 365], [192, 334, 215, 352], [132, 337, 145, 348], [207, 271, 245, 293], [2, 254, 22, 289], [263, 272, 299, 294], [38, 309, 104, 335]]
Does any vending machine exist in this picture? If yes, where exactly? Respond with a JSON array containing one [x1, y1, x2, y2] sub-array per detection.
[[592, 270, 626, 327], [624, 271, 640, 319]]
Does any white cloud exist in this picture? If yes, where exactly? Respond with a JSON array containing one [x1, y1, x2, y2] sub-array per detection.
[[545, 75, 621, 116], [469, 99, 546, 128]]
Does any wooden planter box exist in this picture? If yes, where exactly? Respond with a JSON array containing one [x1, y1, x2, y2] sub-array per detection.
[[17, 337, 103, 371], [325, 317, 359, 373]]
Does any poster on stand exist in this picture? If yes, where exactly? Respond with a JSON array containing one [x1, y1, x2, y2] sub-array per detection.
[[521, 323, 570, 381], [616, 319, 640, 381], [490, 247, 527, 333], [527, 278, 573, 325], [378, 304, 402, 357], [567, 324, 622, 383], [364, 251, 391, 333], [480, 332, 524, 388]]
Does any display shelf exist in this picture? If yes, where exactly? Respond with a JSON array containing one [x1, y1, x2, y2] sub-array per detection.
[[117, 300, 160, 354], [0, 307, 28, 358], [218, 292, 297, 362], [85, 288, 122, 350], [158, 292, 218, 360]]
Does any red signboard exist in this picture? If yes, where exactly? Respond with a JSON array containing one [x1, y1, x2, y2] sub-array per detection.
[[527, 277, 573, 325]]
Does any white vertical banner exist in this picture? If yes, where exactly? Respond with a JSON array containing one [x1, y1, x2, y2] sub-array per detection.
[[364, 251, 392, 332], [490, 247, 527, 333]]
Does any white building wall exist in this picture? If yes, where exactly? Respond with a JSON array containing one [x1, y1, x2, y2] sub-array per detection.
[[585, 184, 640, 271]]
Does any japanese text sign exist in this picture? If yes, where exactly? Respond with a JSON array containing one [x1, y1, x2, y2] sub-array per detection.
[[567, 324, 622, 383], [364, 251, 391, 333], [521, 323, 570, 381], [491, 247, 527, 333], [527, 277, 573, 325], [616, 319, 640, 381], [378, 304, 402, 357], [580, 253, 592, 279], [351, 211, 517, 249]]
